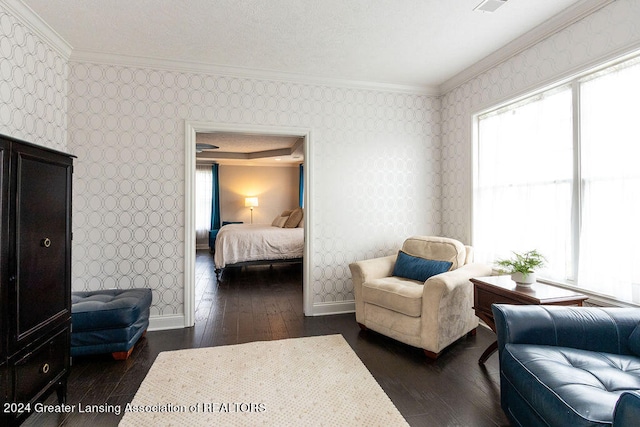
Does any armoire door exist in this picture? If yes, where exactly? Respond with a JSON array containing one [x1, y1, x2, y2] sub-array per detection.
[[0, 139, 8, 362], [10, 146, 72, 351]]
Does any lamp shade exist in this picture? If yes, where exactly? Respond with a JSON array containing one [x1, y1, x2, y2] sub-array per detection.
[[245, 197, 259, 208]]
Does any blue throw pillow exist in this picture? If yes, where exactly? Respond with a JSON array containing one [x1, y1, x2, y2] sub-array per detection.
[[630, 323, 640, 357], [392, 251, 453, 282]]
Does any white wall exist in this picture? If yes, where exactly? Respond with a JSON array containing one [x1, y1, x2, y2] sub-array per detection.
[[440, 0, 640, 244], [0, 2, 68, 151], [66, 62, 442, 318], [219, 165, 300, 225]]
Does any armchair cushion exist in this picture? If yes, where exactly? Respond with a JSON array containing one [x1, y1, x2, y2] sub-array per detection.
[[401, 236, 466, 270], [363, 276, 423, 317], [391, 251, 452, 282]]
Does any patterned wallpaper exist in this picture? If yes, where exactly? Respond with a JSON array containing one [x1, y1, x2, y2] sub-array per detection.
[[0, 4, 67, 151], [13, 0, 635, 321], [441, 0, 640, 244], [66, 64, 442, 317]]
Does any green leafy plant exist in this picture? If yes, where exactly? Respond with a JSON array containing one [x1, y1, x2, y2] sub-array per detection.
[[495, 250, 546, 277]]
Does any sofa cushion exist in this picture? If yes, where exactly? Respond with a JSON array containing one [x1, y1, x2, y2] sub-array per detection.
[[392, 250, 452, 282], [630, 323, 640, 357], [502, 343, 640, 427], [362, 277, 423, 317]]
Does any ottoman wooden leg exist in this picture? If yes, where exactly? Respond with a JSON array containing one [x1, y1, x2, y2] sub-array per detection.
[[111, 329, 147, 360], [112, 347, 134, 360]]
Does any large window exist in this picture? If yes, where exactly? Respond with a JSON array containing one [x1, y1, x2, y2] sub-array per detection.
[[474, 54, 640, 304]]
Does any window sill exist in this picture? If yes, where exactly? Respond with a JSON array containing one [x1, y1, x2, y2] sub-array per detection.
[[537, 278, 640, 308]]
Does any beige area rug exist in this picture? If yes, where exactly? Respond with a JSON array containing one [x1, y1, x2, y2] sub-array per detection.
[[119, 334, 408, 426]]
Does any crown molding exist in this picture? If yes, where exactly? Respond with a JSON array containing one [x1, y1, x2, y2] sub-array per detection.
[[439, 0, 616, 95], [70, 50, 440, 96], [3, 0, 73, 59]]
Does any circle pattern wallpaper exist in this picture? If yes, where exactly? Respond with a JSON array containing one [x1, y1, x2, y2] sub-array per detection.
[[67, 64, 441, 316], [3, 0, 640, 319], [0, 8, 67, 151]]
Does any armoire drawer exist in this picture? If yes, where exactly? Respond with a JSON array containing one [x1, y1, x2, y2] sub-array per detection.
[[12, 328, 69, 402]]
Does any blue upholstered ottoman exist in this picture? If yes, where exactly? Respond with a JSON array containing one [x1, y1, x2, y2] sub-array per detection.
[[71, 288, 152, 360]]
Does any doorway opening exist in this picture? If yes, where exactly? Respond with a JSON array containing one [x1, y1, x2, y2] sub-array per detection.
[[184, 122, 312, 327]]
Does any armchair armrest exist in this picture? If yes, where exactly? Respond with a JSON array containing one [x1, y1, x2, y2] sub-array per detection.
[[349, 255, 397, 287], [492, 304, 640, 356], [614, 391, 640, 426], [420, 263, 491, 352], [349, 254, 397, 324], [423, 263, 492, 295], [422, 263, 491, 312]]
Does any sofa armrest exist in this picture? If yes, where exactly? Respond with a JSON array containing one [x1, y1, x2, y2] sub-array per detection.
[[492, 304, 640, 356], [614, 391, 640, 426]]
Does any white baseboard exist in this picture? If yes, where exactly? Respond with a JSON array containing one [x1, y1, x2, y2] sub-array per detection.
[[148, 314, 186, 331], [310, 301, 355, 316], [147, 302, 356, 330]]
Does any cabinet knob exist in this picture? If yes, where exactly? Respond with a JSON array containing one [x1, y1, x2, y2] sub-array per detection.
[[40, 363, 50, 374], [41, 238, 51, 248]]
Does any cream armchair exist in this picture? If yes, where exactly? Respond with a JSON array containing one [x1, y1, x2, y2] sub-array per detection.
[[349, 236, 491, 359]]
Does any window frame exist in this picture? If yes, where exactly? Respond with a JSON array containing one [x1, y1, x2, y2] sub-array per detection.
[[471, 51, 640, 305]]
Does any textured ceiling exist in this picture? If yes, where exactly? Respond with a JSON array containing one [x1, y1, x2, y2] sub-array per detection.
[[22, 0, 584, 89]]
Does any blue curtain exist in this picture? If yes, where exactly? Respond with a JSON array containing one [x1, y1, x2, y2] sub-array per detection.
[[298, 163, 304, 208], [211, 163, 221, 230]]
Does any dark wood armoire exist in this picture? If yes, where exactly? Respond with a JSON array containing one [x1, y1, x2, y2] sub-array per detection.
[[0, 133, 73, 425]]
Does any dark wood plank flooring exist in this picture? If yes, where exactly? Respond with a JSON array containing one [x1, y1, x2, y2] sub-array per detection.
[[23, 250, 509, 426]]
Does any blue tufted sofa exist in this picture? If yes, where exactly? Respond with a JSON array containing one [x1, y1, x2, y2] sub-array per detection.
[[71, 288, 152, 360], [492, 304, 640, 427]]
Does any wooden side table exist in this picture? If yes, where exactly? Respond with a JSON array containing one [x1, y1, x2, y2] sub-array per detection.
[[471, 275, 588, 364]]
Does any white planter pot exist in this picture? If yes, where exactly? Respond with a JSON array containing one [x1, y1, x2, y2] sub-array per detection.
[[511, 272, 536, 286]]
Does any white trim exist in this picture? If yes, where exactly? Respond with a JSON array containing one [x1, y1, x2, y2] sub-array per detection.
[[69, 50, 437, 95], [311, 301, 355, 316], [184, 121, 314, 321], [148, 314, 186, 331], [184, 122, 197, 327], [538, 279, 639, 308], [439, 0, 616, 94], [3, 0, 73, 59], [302, 130, 313, 316]]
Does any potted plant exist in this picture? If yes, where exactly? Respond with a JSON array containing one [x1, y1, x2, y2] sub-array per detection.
[[495, 250, 546, 286]]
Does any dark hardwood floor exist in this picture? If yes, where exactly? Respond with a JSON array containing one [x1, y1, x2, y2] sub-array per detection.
[[24, 250, 509, 426]]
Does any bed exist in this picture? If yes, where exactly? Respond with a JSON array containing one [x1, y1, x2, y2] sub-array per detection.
[[214, 223, 304, 274]]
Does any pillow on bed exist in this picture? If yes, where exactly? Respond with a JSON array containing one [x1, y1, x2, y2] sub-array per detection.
[[272, 215, 289, 227], [284, 208, 303, 228], [280, 210, 293, 217]]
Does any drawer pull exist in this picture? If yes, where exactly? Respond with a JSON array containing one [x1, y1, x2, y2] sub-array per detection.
[[41, 238, 51, 248], [40, 363, 50, 374]]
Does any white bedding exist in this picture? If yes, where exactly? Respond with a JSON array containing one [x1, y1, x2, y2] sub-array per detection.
[[214, 224, 304, 269]]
